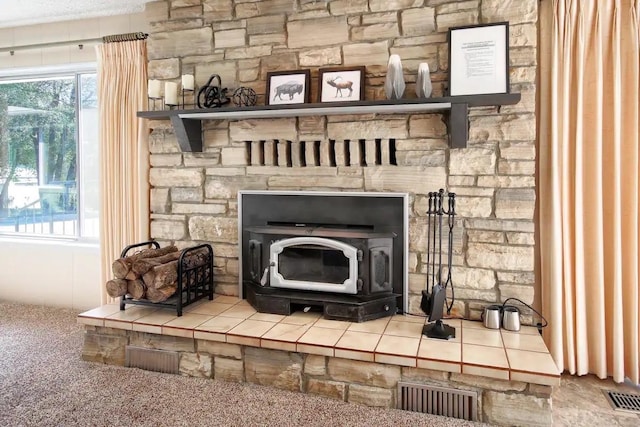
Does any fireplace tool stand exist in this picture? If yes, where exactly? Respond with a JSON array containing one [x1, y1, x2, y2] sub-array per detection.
[[421, 189, 456, 340]]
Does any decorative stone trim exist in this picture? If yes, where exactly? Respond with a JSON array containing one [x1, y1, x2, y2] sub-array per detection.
[[244, 139, 398, 167]]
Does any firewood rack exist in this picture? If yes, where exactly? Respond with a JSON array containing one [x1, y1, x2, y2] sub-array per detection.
[[119, 241, 214, 316]]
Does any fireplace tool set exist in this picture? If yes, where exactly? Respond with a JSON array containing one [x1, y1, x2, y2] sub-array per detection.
[[421, 189, 457, 339]]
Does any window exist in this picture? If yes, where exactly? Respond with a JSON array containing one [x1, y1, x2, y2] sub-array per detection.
[[0, 67, 98, 239]]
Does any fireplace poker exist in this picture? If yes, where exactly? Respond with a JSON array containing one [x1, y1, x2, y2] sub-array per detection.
[[444, 192, 456, 314], [437, 188, 444, 286], [425, 192, 433, 293], [431, 192, 438, 292]]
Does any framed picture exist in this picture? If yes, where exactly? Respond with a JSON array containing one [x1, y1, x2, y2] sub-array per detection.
[[265, 69, 311, 105], [448, 22, 509, 96], [318, 66, 365, 103]]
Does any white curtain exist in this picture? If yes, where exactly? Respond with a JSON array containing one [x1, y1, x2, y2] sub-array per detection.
[[96, 40, 150, 304], [539, 0, 640, 384]]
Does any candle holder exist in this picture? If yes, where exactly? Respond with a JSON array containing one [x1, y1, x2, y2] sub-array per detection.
[[164, 101, 178, 110], [181, 86, 197, 109], [148, 96, 162, 111]]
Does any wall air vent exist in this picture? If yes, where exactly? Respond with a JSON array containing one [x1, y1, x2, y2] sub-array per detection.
[[125, 346, 179, 374], [604, 390, 640, 413], [397, 382, 477, 421]]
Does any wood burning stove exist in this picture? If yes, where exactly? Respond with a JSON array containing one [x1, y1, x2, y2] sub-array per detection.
[[239, 191, 408, 322]]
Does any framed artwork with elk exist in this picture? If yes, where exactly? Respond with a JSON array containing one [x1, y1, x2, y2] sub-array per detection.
[[318, 66, 365, 103]]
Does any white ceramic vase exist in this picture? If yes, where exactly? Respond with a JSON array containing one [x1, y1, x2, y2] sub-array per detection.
[[415, 62, 433, 98], [385, 54, 405, 100]]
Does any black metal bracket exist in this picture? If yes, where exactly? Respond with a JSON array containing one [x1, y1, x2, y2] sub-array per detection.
[[170, 116, 202, 152], [447, 103, 469, 149]]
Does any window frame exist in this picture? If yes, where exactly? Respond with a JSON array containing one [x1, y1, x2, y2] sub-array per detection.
[[0, 62, 98, 242]]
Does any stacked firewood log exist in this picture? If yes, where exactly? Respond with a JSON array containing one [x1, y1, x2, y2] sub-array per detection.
[[105, 245, 209, 302]]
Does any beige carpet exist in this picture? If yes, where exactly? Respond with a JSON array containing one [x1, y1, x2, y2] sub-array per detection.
[[0, 301, 485, 427]]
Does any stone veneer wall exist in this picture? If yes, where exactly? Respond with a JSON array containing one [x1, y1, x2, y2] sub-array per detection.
[[144, 0, 538, 318], [83, 326, 553, 425]]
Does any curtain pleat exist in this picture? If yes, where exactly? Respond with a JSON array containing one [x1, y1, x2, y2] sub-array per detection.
[[96, 40, 149, 304], [540, 0, 640, 384]]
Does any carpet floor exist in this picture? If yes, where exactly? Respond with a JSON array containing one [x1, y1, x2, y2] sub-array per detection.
[[0, 301, 486, 427]]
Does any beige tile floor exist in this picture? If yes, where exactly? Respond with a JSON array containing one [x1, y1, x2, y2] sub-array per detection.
[[78, 294, 561, 386]]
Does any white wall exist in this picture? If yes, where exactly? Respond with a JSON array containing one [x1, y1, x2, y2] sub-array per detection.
[[0, 13, 148, 310], [0, 238, 101, 310], [0, 13, 147, 69]]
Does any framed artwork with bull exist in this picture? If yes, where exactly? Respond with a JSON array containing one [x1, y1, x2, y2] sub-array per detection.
[[318, 66, 365, 103], [266, 69, 311, 106]]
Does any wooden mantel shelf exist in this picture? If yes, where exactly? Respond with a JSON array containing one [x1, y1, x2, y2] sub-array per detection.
[[137, 93, 521, 152]]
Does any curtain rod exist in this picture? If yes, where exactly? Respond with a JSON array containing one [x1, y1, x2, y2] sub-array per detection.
[[0, 32, 148, 55]]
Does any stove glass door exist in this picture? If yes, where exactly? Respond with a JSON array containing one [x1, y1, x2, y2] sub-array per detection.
[[269, 237, 358, 294]]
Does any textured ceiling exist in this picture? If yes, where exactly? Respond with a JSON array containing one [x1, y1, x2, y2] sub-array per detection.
[[0, 0, 154, 28]]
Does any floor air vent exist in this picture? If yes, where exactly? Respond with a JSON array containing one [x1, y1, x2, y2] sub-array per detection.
[[604, 390, 640, 413], [397, 382, 477, 421], [125, 346, 179, 374]]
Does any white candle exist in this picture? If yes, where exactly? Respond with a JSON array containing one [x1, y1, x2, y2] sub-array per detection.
[[148, 79, 161, 98], [181, 74, 195, 91], [164, 81, 178, 105]]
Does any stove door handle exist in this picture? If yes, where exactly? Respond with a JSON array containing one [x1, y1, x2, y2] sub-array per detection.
[[260, 262, 275, 286], [260, 266, 269, 286]]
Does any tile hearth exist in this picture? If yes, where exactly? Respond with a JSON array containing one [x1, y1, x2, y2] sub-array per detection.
[[78, 295, 559, 387]]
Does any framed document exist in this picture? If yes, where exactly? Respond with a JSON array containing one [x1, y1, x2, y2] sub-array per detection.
[[448, 22, 509, 96]]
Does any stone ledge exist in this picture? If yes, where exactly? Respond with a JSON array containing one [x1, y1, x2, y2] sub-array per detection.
[[81, 324, 554, 426], [78, 299, 560, 388], [80, 290, 557, 427]]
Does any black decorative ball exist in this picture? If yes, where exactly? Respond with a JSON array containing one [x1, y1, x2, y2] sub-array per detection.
[[232, 87, 257, 107]]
